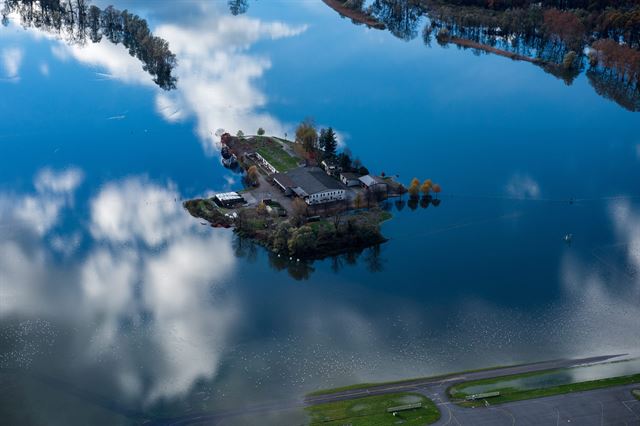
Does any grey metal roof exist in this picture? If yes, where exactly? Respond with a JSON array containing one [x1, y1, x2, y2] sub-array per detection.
[[273, 173, 296, 189], [340, 172, 361, 180], [279, 167, 346, 195], [358, 175, 377, 186]]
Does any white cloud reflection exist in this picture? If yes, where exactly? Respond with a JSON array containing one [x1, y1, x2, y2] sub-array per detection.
[[0, 169, 238, 404], [556, 199, 640, 357], [1, 46, 23, 79], [609, 199, 640, 277], [90, 177, 190, 247], [505, 173, 541, 199], [153, 15, 307, 153], [5, 4, 308, 154], [0, 167, 83, 236]]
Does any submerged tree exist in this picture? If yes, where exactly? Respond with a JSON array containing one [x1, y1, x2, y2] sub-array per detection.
[[370, 0, 424, 41], [420, 179, 432, 197], [408, 177, 420, 199], [2, 0, 177, 90], [228, 0, 249, 15]]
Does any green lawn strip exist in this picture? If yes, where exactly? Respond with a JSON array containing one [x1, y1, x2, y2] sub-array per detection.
[[254, 138, 299, 172], [307, 363, 517, 397], [632, 389, 640, 400], [453, 373, 640, 407], [306, 392, 440, 426]]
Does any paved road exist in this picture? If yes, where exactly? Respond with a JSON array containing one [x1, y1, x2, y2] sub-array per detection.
[[153, 354, 640, 425]]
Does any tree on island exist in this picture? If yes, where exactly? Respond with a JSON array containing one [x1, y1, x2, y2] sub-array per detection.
[[432, 183, 442, 198], [420, 179, 432, 197], [228, 0, 249, 15], [337, 148, 353, 171], [295, 118, 318, 154], [408, 178, 420, 199], [256, 201, 267, 216], [319, 127, 338, 158], [246, 165, 259, 186], [257, 127, 265, 136], [236, 130, 245, 138], [288, 226, 317, 257], [292, 197, 308, 226]]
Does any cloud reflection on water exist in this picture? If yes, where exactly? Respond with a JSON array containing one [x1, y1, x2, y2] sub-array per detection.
[[1, 46, 22, 79], [0, 169, 238, 405], [3, 2, 307, 154]]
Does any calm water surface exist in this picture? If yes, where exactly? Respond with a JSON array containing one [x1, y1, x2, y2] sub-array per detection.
[[1, 1, 639, 424], [459, 358, 640, 395]]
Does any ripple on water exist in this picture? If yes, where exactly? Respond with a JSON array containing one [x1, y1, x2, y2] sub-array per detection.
[[0, 319, 57, 369]]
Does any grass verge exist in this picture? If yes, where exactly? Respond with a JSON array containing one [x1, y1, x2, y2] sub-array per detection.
[[306, 392, 439, 426], [450, 373, 640, 407], [632, 389, 640, 400]]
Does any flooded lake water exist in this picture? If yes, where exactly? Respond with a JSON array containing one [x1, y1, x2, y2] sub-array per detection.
[[1, 0, 639, 424], [459, 358, 640, 395]]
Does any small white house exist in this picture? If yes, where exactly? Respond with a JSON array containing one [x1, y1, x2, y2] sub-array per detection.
[[340, 172, 361, 187]]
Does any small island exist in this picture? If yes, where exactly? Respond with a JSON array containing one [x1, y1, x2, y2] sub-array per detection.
[[185, 121, 441, 261]]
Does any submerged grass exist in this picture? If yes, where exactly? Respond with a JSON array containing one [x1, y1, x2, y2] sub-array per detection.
[[451, 373, 640, 407], [307, 363, 516, 396]]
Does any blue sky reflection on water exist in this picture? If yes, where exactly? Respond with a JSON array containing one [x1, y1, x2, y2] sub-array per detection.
[[1, 0, 640, 423]]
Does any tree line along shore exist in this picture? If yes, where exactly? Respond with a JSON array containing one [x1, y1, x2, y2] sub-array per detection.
[[322, 0, 640, 111]]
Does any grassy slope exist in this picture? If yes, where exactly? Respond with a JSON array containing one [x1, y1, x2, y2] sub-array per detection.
[[255, 137, 299, 172], [450, 373, 640, 407], [306, 392, 440, 426]]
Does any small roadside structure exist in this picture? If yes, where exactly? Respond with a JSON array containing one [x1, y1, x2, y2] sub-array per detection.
[[386, 402, 423, 413], [340, 172, 361, 187], [321, 159, 340, 176], [359, 174, 388, 192], [465, 391, 500, 401], [213, 192, 245, 208]]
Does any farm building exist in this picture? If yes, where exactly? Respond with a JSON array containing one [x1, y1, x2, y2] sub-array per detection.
[[213, 192, 245, 208], [359, 175, 388, 192], [274, 167, 347, 205], [340, 172, 361, 187]]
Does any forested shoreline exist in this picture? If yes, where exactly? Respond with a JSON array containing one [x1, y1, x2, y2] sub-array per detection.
[[331, 0, 640, 111], [1, 0, 177, 90]]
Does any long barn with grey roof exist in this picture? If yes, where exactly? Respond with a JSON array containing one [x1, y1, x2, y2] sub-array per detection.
[[273, 167, 347, 205]]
